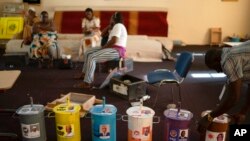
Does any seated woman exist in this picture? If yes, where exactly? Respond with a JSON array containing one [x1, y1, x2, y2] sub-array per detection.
[[82, 8, 100, 35], [79, 8, 101, 57], [23, 7, 40, 45], [74, 12, 127, 88], [13, 7, 40, 44], [30, 11, 57, 62]]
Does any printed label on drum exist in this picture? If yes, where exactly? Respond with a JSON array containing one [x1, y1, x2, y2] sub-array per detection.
[[178, 129, 188, 141], [167, 128, 188, 141], [21, 123, 40, 138], [99, 124, 110, 139], [165, 109, 191, 120], [168, 128, 178, 141], [205, 130, 225, 141], [56, 124, 74, 137], [131, 129, 140, 139], [130, 126, 151, 140], [113, 84, 128, 95], [142, 126, 150, 140]]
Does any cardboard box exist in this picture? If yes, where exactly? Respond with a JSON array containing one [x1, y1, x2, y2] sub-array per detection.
[[110, 75, 146, 101], [45, 92, 102, 117], [2, 52, 29, 68], [98, 57, 133, 73]]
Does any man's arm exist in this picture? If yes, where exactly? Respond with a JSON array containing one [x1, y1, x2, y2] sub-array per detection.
[[210, 79, 242, 118], [101, 25, 111, 37], [232, 84, 250, 124], [239, 84, 250, 114], [198, 79, 242, 132], [32, 23, 39, 34]]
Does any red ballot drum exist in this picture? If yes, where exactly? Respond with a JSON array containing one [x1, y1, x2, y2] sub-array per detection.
[[201, 110, 229, 141]]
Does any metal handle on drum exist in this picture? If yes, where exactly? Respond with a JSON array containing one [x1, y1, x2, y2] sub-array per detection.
[[84, 112, 92, 119], [153, 116, 160, 124], [46, 112, 55, 118], [121, 115, 128, 122], [11, 112, 19, 119], [116, 114, 122, 120], [0, 109, 17, 119]]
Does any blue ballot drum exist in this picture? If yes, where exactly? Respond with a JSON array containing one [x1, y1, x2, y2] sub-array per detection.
[[90, 104, 117, 141]]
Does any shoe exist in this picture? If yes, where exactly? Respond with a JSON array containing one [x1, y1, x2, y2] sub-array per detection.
[[73, 82, 92, 89], [74, 73, 85, 79]]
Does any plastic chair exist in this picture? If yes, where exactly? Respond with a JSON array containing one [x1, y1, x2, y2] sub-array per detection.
[[146, 51, 194, 108]]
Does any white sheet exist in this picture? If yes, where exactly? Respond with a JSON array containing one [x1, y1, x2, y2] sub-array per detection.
[[5, 35, 173, 62]]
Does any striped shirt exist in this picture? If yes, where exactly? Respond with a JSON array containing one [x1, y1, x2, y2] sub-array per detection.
[[221, 40, 250, 82]]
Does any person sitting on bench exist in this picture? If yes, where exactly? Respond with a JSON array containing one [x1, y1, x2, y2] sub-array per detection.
[[74, 12, 127, 89], [22, 7, 40, 45], [30, 11, 57, 67], [78, 8, 101, 56]]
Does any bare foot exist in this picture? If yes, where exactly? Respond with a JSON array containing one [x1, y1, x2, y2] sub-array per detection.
[[167, 56, 177, 62], [73, 82, 92, 89]]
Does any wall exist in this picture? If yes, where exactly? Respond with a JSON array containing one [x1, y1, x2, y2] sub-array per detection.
[[1, 0, 249, 45]]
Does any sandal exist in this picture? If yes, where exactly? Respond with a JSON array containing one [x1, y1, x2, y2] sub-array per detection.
[[74, 73, 85, 79], [73, 82, 92, 89]]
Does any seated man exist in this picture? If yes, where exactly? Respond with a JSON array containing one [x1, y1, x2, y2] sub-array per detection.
[[79, 8, 101, 57], [74, 12, 127, 88], [30, 11, 57, 64]]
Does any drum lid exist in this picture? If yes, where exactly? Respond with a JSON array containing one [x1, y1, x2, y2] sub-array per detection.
[[53, 103, 81, 114], [16, 104, 44, 115], [164, 108, 193, 120], [126, 106, 155, 118], [90, 104, 117, 116]]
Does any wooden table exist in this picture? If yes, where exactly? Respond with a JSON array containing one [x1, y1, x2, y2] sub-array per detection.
[[0, 70, 20, 139], [0, 70, 21, 91]]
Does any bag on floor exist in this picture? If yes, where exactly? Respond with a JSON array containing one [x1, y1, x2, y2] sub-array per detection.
[[57, 54, 73, 69]]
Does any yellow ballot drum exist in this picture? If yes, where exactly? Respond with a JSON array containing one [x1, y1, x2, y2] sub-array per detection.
[[53, 100, 81, 141]]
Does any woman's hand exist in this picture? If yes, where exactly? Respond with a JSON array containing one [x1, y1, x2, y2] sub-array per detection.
[[84, 30, 92, 35]]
